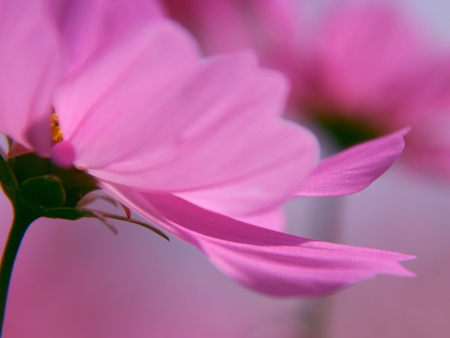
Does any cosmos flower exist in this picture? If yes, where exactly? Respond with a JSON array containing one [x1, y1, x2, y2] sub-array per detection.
[[159, 0, 450, 179], [300, 1, 450, 179], [0, 0, 412, 298]]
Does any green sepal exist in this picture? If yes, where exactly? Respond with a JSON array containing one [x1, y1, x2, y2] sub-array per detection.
[[43, 207, 88, 220], [8, 153, 99, 207], [0, 155, 19, 200], [20, 175, 66, 209], [8, 153, 51, 185], [51, 166, 98, 207]]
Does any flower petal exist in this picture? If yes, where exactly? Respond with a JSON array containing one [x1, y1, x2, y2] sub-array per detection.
[[102, 184, 415, 297], [160, 0, 307, 101], [0, 0, 62, 155], [296, 130, 407, 197], [172, 122, 318, 216], [54, 20, 319, 215], [53, 19, 199, 157], [49, 0, 164, 73], [233, 207, 286, 232]]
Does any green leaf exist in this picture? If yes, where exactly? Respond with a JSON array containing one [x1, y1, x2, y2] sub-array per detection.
[[20, 175, 66, 209]]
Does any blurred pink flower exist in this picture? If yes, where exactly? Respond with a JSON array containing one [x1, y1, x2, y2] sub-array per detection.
[[0, 0, 412, 301], [159, 0, 450, 179], [301, 2, 450, 178]]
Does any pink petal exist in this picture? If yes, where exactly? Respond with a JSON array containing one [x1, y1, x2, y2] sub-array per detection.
[[49, 0, 164, 73], [51, 140, 76, 168], [160, 0, 300, 61], [161, 0, 304, 99], [313, 3, 430, 114], [54, 20, 319, 215], [0, 191, 304, 337], [296, 130, 407, 197], [161, 0, 258, 54], [102, 184, 415, 297], [0, 0, 62, 156], [233, 208, 286, 232], [172, 121, 318, 216], [53, 19, 199, 156]]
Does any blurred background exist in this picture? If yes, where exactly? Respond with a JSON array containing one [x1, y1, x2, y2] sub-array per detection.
[[2, 0, 450, 337]]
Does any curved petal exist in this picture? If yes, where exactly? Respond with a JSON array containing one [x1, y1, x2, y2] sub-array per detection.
[[53, 19, 199, 156], [160, 0, 305, 100], [173, 122, 318, 216], [102, 184, 415, 297], [53, 20, 319, 215], [233, 207, 286, 232], [296, 129, 407, 197], [49, 0, 164, 73], [0, 0, 62, 155]]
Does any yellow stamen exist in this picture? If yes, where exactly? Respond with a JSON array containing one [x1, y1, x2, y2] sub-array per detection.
[[51, 112, 63, 142]]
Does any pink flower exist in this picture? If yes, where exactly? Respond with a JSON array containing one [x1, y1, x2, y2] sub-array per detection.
[[0, 0, 412, 297], [300, 1, 450, 179], [159, 0, 450, 179]]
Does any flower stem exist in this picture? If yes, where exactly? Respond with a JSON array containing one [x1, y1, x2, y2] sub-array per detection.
[[0, 206, 38, 337]]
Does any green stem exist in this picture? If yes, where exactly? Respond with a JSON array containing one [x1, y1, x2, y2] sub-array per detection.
[[0, 206, 37, 337]]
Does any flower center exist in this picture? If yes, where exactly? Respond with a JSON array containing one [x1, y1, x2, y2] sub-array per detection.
[[51, 112, 63, 142], [50, 111, 75, 168]]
